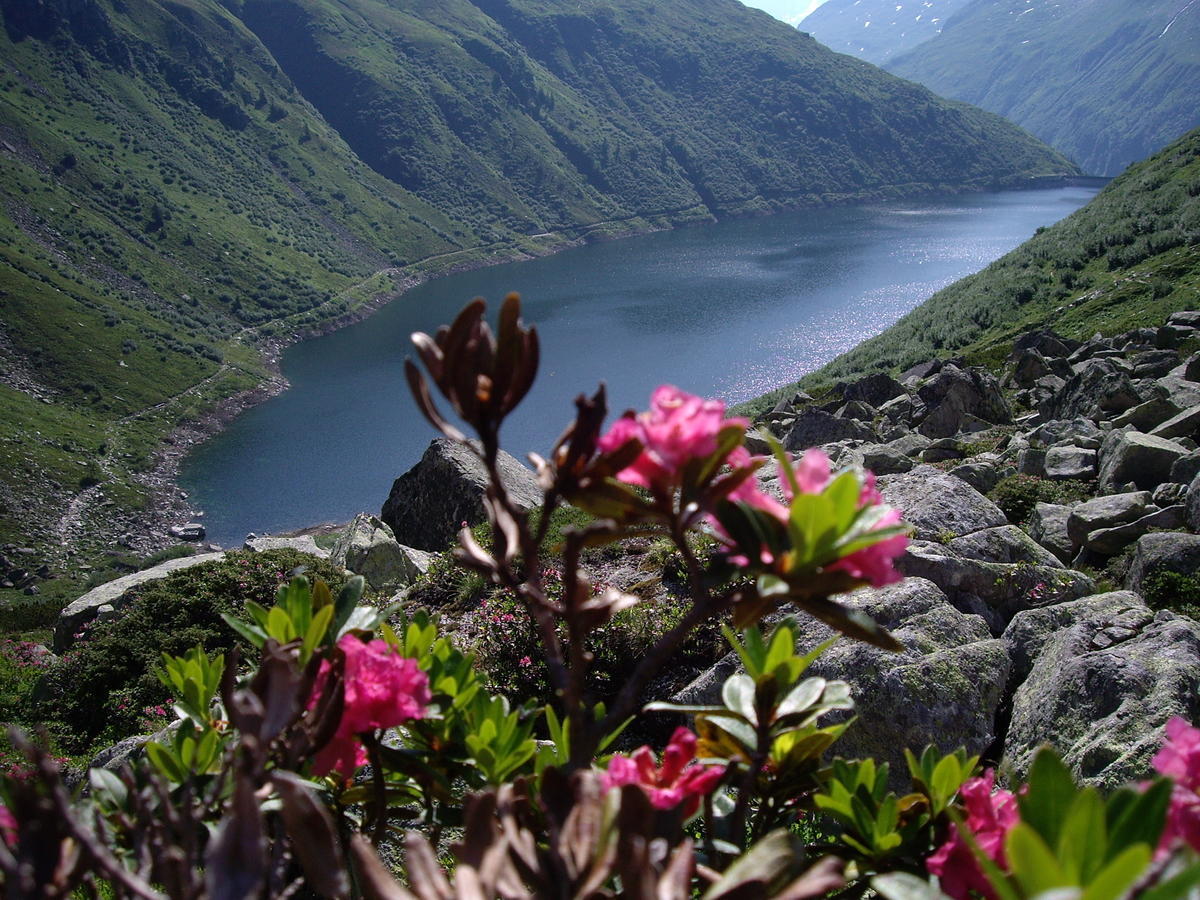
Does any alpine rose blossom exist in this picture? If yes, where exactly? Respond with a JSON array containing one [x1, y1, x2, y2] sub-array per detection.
[[309, 635, 432, 777], [926, 770, 1019, 900], [1154, 717, 1200, 854], [0, 804, 15, 848], [603, 726, 724, 818], [598, 385, 747, 490]]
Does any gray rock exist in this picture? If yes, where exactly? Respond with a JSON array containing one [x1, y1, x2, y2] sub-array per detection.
[[878, 393, 920, 426], [1028, 502, 1079, 564], [1085, 506, 1187, 556], [947, 525, 1065, 568], [921, 438, 964, 463], [784, 409, 878, 451], [1168, 312, 1200, 329], [845, 443, 914, 475], [1126, 532, 1200, 594], [840, 373, 906, 408], [1043, 446, 1097, 480], [885, 432, 932, 458], [54, 552, 226, 652], [948, 461, 1003, 494], [1066, 492, 1153, 546], [89, 733, 153, 772], [1154, 482, 1188, 507], [1150, 405, 1200, 441], [837, 400, 879, 423], [1158, 374, 1200, 410], [1172, 452, 1200, 486], [243, 534, 330, 559], [916, 365, 1011, 438], [878, 466, 1007, 541], [1052, 359, 1142, 420], [1026, 418, 1104, 450], [1132, 350, 1183, 379], [1113, 397, 1182, 432], [1014, 330, 1077, 359], [1097, 430, 1190, 492], [1157, 325, 1196, 349], [331, 514, 424, 591], [1016, 448, 1046, 477], [672, 579, 1007, 785], [1003, 594, 1200, 788], [898, 541, 1094, 633], [381, 439, 541, 551]]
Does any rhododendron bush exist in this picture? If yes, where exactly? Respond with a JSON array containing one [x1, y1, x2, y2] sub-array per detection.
[[3, 295, 1200, 898]]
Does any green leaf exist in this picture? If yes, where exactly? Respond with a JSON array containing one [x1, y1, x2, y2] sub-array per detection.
[[701, 830, 802, 899], [1137, 861, 1200, 900], [1108, 777, 1171, 857], [1079, 844, 1150, 900], [722, 674, 758, 725], [1019, 748, 1078, 849], [1006, 823, 1069, 896], [1057, 788, 1107, 884], [220, 612, 267, 649]]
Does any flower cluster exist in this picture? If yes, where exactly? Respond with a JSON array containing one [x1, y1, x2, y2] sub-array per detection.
[[603, 727, 724, 818], [0, 804, 15, 848], [926, 770, 1019, 900], [309, 634, 431, 777], [597, 386, 907, 589], [598, 385, 750, 492], [1155, 716, 1200, 854]]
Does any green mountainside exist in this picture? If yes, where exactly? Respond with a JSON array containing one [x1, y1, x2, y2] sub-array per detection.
[[799, 0, 972, 65], [0, 0, 1073, 557], [742, 127, 1200, 416], [886, 0, 1200, 176]]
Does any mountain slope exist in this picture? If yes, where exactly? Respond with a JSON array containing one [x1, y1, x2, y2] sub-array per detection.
[[0, 0, 1073, 558], [886, 0, 1200, 176], [799, 0, 972, 64], [235, 0, 1073, 221], [740, 127, 1200, 415]]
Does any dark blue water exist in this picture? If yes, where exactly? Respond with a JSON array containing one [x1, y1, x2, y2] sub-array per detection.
[[180, 187, 1099, 545]]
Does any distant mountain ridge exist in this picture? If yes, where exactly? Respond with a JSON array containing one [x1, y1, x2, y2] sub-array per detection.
[[885, 0, 1200, 176], [0, 0, 1074, 554], [799, 0, 972, 64]]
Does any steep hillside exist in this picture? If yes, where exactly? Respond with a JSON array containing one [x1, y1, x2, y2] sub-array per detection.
[[799, 0, 972, 64], [887, 0, 1200, 176], [235, 0, 1073, 221], [742, 128, 1200, 415], [0, 0, 1074, 560]]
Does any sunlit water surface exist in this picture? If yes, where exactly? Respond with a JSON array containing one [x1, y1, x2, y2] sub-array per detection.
[[180, 187, 1098, 544]]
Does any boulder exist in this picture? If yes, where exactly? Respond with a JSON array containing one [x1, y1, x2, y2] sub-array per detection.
[[915, 365, 1011, 438], [1066, 492, 1153, 546], [330, 514, 430, 591], [1126, 533, 1200, 595], [878, 466, 1007, 541], [243, 534, 330, 559], [840, 373, 906, 408], [1097, 430, 1190, 492], [381, 439, 541, 551], [54, 552, 225, 652], [1028, 502, 1077, 563], [1003, 593, 1200, 788], [1131, 350, 1183, 379], [836, 400, 878, 422], [783, 410, 878, 451], [898, 542, 1094, 633], [947, 526, 1064, 568], [1026, 418, 1104, 450], [844, 443, 914, 475], [1084, 506, 1187, 556], [1167, 312, 1200, 329], [1150, 405, 1200, 441], [1051, 359, 1141, 420], [878, 393, 920, 426], [921, 438, 965, 463], [1113, 397, 1182, 432], [672, 578, 1008, 786], [1173, 452, 1200, 486], [1153, 482, 1188, 507], [1158, 374, 1200, 410], [948, 460, 1004, 494], [1013, 330, 1077, 359], [1043, 446, 1096, 480], [885, 433, 932, 458]]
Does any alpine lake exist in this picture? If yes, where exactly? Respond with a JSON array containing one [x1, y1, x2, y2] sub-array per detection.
[[180, 186, 1100, 546]]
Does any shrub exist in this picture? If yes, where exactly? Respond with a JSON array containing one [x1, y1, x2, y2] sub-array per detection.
[[988, 473, 1094, 525], [38, 549, 349, 752]]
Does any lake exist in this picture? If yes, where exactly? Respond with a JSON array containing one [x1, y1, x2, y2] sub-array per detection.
[[180, 186, 1099, 545]]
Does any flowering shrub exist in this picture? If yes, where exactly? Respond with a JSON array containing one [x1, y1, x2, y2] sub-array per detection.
[[3, 295, 1200, 899]]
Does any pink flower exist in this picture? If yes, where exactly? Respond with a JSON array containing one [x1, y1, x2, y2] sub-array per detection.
[[827, 507, 908, 587], [599, 386, 747, 491], [309, 635, 431, 777], [602, 727, 724, 818], [1155, 717, 1200, 792], [926, 770, 1019, 900], [518, 656, 532, 668], [1154, 718, 1200, 855], [0, 805, 15, 848]]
